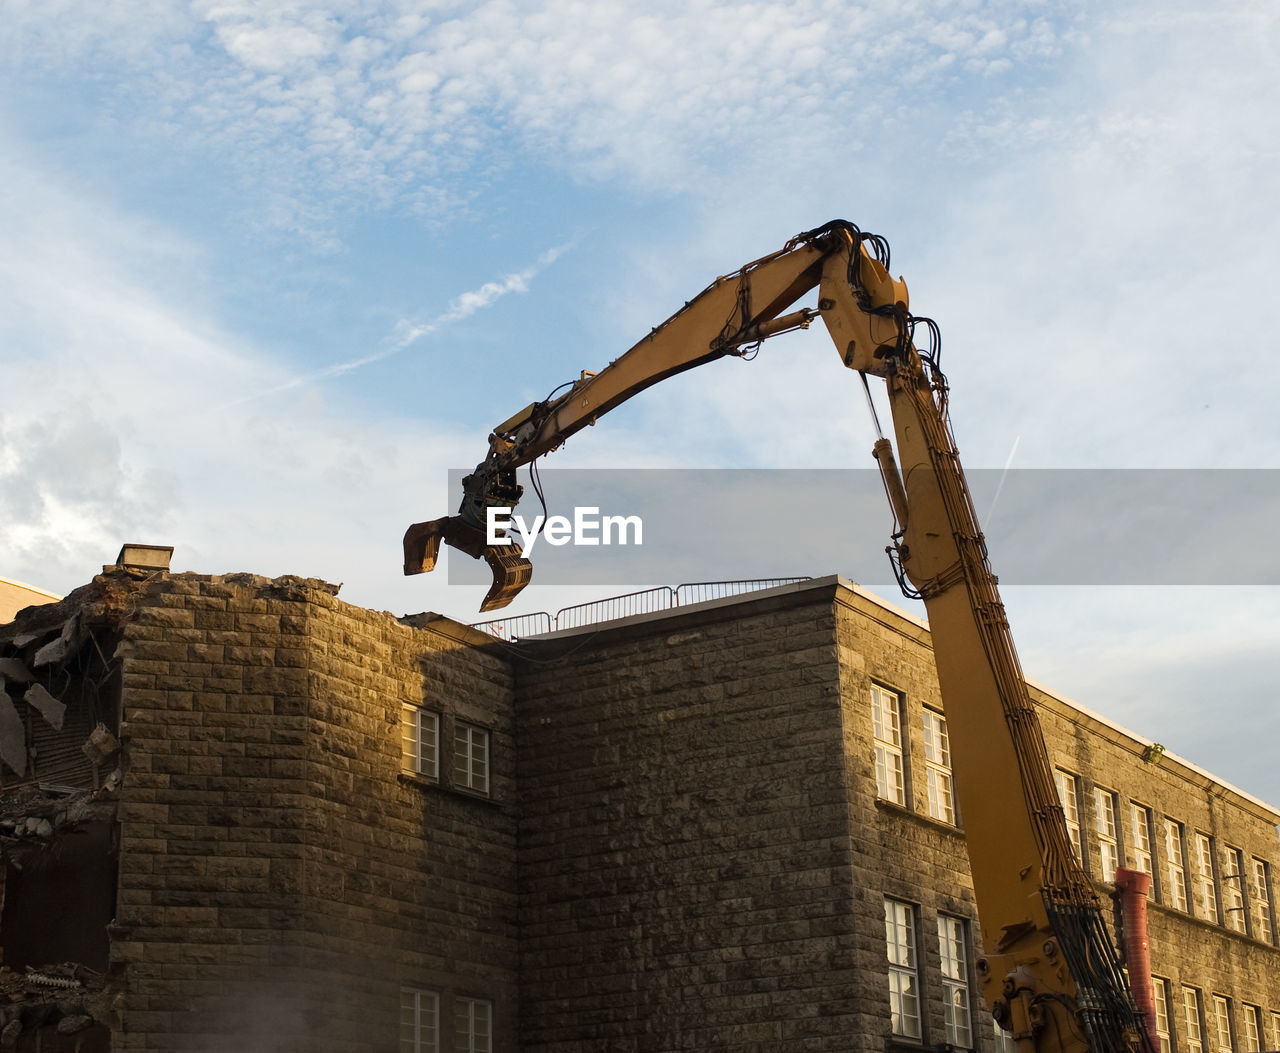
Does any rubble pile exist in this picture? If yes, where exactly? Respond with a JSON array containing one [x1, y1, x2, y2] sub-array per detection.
[[0, 962, 115, 1048]]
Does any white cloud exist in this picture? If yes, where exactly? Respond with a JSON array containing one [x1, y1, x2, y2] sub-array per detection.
[[2, 0, 1083, 224]]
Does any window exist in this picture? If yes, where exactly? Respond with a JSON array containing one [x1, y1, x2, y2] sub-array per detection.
[[1131, 804, 1154, 875], [400, 987, 439, 1053], [871, 685, 906, 806], [1195, 833, 1220, 924], [454, 997, 492, 1053], [1165, 818, 1189, 911], [1055, 770, 1083, 863], [1250, 858, 1273, 943], [923, 709, 955, 824], [1094, 788, 1120, 881], [1154, 977, 1173, 1052], [1212, 996, 1233, 1053], [992, 1017, 1017, 1053], [937, 914, 972, 1046], [1269, 1011, 1280, 1052], [1242, 1004, 1262, 1053], [402, 706, 440, 779], [1223, 847, 1248, 934], [1183, 987, 1205, 1053], [452, 722, 490, 795], [884, 899, 921, 1039]]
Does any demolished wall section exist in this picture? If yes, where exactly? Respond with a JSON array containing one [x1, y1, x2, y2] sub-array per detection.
[[0, 573, 135, 1050]]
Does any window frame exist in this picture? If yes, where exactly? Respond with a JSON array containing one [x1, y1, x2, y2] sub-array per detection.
[[1164, 817, 1189, 911], [922, 708, 956, 825], [1094, 787, 1121, 882], [400, 986, 439, 1053], [1250, 857, 1274, 943], [1130, 803, 1154, 877], [1242, 1003, 1262, 1053], [1153, 977, 1173, 1053], [402, 705, 441, 780], [871, 684, 907, 807], [453, 996, 493, 1053], [1194, 832, 1221, 924], [1212, 995, 1233, 1053], [1054, 769, 1084, 864], [452, 721, 491, 796], [1183, 986, 1205, 1053], [1223, 846, 1249, 934], [884, 898, 922, 1040], [937, 913, 972, 1047]]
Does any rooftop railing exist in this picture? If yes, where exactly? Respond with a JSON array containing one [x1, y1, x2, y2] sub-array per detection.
[[471, 578, 811, 641]]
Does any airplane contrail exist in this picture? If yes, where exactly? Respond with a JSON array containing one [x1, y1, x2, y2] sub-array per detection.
[[219, 242, 573, 407]]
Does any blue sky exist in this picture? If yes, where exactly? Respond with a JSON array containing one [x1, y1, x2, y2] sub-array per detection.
[[2, 1, 1279, 801]]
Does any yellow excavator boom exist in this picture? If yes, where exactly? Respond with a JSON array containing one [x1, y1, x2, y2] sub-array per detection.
[[403, 221, 1154, 1053]]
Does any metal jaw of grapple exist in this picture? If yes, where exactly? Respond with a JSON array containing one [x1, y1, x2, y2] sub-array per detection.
[[402, 459, 533, 612], [402, 515, 533, 612]]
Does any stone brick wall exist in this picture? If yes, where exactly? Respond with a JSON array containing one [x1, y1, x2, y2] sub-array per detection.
[[516, 588, 864, 1051], [517, 578, 1280, 1053], [111, 574, 518, 1051]]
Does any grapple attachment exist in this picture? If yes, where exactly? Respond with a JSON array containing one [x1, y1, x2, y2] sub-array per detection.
[[402, 515, 534, 612]]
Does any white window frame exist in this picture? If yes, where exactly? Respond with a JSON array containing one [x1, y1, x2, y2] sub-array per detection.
[[993, 1017, 1018, 1053], [937, 914, 972, 1047], [452, 721, 491, 796], [402, 705, 440, 779], [453, 997, 492, 1053], [1242, 1004, 1262, 1053], [1212, 995, 1233, 1053], [1250, 857, 1274, 943], [923, 709, 956, 825], [1094, 787, 1120, 881], [1223, 847, 1248, 934], [1130, 803, 1154, 876], [400, 987, 439, 1053], [1195, 833, 1221, 924], [1055, 769, 1084, 864], [871, 685, 906, 806], [884, 898, 921, 1039], [1269, 1010, 1280, 1053], [1153, 977, 1173, 1052], [1184, 987, 1205, 1053], [1164, 818, 1189, 911]]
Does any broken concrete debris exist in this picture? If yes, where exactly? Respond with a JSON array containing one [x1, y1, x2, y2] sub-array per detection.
[[80, 725, 119, 768], [0, 690, 24, 779], [24, 684, 65, 733]]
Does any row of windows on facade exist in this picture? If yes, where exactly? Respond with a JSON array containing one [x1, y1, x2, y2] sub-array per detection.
[[871, 684, 1276, 945], [1151, 978, 1280, 1053], [400, 988, 491, 1053], [885, 897, 1280, 1053], [884, 898, 974, 1047], [1052, 767, 1275, 944], [403, 705, 491, 796]]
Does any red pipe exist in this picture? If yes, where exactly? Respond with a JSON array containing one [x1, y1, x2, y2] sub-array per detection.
[[1115, 867, 1159, 1053]]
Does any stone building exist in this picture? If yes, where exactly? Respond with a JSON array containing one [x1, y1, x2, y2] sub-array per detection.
[[0, 567, 1276, 1052]]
